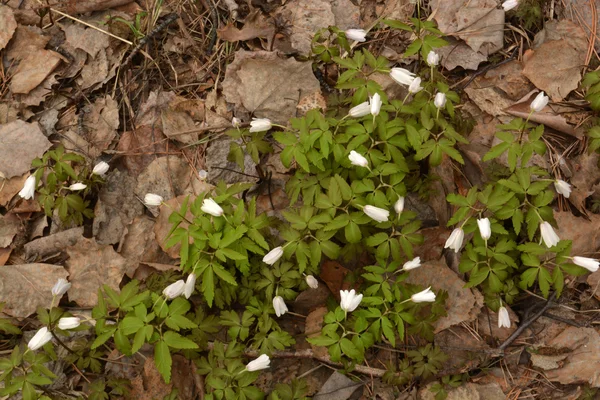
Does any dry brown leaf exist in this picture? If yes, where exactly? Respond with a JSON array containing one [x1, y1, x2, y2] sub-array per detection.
[[434, 326, 492, 375], [543, 327, 600, 387], [405, 259, 484, 332], [117, 126, 168, 177], [132, 262, 179, 281], [93, 170, 144, 245], [120, 216, 173, 278], [5, 25, 48, 62], [19, 72, 58, 107], [222, 50, 320, 124], [436, 39, 489, 70], [420, 382, 506, 400], [569, 152, 600, 215], [61, 21, 110, 58], [135, 91, 177, 127], [134, 156, 192, 203], [218, 11, 275, 43], [77, 48, 109, 90], [129, 355, 173, 399], [555, 211, 600, 256], [24, 227, 84, 262], [280, 0, 359, 55], [0, 120, 51, 179], [161, 104, 199, 145], [0, 264, 68, 318], [9, 50, 63, 94], [0, 5, 17, 51], [522, 20, 587, 101], [296, 91, 327, 116], [0, 174, 28, 206], [314, 371, 361, 400], [65, 238, 132, 307], [0, 215, 20, 248]]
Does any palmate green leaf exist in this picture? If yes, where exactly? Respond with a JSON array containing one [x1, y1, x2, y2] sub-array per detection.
[[339, 337, 362, 360], [120, 316, 144, 336], [381, 316, 396, 347], [212, 263, 237, 286], [483, 141, 510, 162], [202, 267, 215, 307], [154, 340, 172, 383], [294, 147, 310, 172], [164, 331, 198, 349]]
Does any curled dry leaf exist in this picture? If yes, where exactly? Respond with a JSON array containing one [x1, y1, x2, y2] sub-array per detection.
[[544, 327, 600, 386], [10, 50, 63, 95], [0, 5, 17, 51]]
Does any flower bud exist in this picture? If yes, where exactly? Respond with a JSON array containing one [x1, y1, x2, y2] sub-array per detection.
[[348, 150, 368, 168], [201, 198, 224, 217], [232, 117, 242, 128], [184, 274, 196, 299], [28, 327, 53, 351], [68, 182, 87, 191], [477, 218, 491, 240], [411, 287, 436, 303], [249, 118, 272, 132], [554, 179, 571, 198], [345, 28, 367, 42], [572, 256, 600, 272], [502, 0, 518, 11], [340, 289, 363, 312], [370, 93, 382, 116], [390, 68, 416, 86], [163, 280, 185, 299], [427, 51, 440, 66], [19, 176, 37, 200], [402, 256, 421, 271], [540, 221, 560, 248], [363, 205, 389, 223], [144, 193, 163, 206], [348, 102, 370, 118], [198, 170, 208, 180], [434, 92, 446, 109], [408, 77, 423, 94], [263, 246, 284, 265], [246, 354, 270, 371], [272, 296, 288, 317], [530, 91, 548, 112], [305, 275, 319, 289], [394, 196, 405, 214], [444, 228, 464, 253], [52, 278, 71, 297], [92, 161, 110, 176], [58, 317, 80, 330], [498, 306, 511, 328]]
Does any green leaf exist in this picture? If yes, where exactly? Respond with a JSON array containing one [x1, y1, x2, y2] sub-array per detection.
[[120, 316, 144, 336], [154, 340, 172, 383], [202, 267, 215, 307], [163, 331, 199, 349], [307, 335, 338, 347], [339, 338, 361, 360], [345, 221, 362, 243], [212, 263, 238, 286], [294, 148, 310, 172], [381, 316, 395, 347]]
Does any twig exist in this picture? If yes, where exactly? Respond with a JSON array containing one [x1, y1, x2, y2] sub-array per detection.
[[49, 8, 133, 45], [497, 292, 557, 352], [122, 13, 179, 67]]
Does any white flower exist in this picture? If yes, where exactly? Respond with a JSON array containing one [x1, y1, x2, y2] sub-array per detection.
[[345, 28, 367, 42], [530, 91, 549, 112], [498, 306, 511, 328], [263, 246, 284, 265], [272, 296, 288, 317], [92, 161, 109, 176], [340, 289, 363, 313], [144, 193, 163, 206], [502, 0, 518, 11], [163, 280, 185, 299], [370, 93, 382, 116], [364, 205, 389, 223], [411, 287, 436, 303], [201, 198, 224, 217], [408, 77, 423, 94], [390, 68, 416, 86], [184, 274, 196, 299], [427, 51, 440, 66], [348, 102, 371, 118], [198, 170, 208, 180], [394, 196, 405, 214], [249, 118, 272, 132], [305, 275, 319, 289], [402, 257, 421, 271], [58, 317, 80, 330], [246, 354, 270, 371], [554, 179, 571, 198], [540, 221, 560, 248], [434, 92, 446, 109], [52, 278, 71, 297], [477, 218, 491, 240], [68, 182, 87, 191], [28, 327, 53, 351], [572, 256, 600, 272], [19, 176, 37, 200], [232, 117, 242, 128], [348, 150, 369, 168], [444, 228, 464, 253]]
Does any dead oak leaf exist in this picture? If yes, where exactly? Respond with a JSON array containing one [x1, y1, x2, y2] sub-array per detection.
[[0, 120, 52, 179], [10, 50, 63, 94], [0, 264, 68, 318], [0, 5, 17, 51], [222, 50, 320, 124], [65, 238, 132, 307], [61, 21, 109, 58]]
